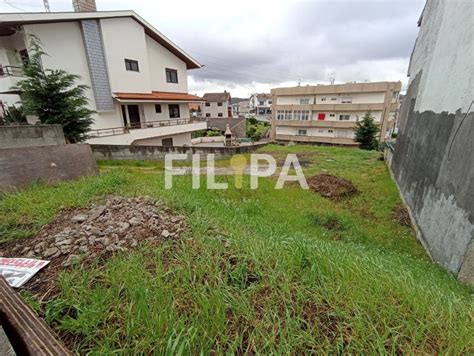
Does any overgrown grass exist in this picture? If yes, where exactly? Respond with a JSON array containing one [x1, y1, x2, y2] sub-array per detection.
[[0, 144, 472, 353]]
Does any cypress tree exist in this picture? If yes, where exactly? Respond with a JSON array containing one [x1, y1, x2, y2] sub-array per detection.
[[354, 111, 379, 150]]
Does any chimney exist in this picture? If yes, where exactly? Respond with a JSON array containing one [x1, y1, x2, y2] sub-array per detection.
[[73, 0, 96, 12]]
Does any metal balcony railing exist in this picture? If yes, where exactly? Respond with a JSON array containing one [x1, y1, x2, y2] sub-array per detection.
[[0, 65, 24, 77], [88, 118, 194, 138]]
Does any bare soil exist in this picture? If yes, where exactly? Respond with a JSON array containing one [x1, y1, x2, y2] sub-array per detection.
[[307, 174, 358, 200]]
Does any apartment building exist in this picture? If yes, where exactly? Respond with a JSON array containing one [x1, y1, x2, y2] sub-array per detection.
[[202, 91, 232, 118], [271, 81, 401, 145], [0, 0, 206, 146], [249, 93, 272, 121]]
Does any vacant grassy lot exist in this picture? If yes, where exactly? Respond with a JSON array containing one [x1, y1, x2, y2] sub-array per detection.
[[0, 144, 472, 353]]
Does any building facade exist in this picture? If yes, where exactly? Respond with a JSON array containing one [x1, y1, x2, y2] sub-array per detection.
[[201, 92, 232, 118], [249, 93, 272, 121], [271, 81, 401, 145], [0, 5, 206, 146], [391, 0, 473, 285], [231, 100, 250, 117]]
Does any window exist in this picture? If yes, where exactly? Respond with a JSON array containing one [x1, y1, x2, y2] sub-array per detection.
[[259, 100, 265, 105], [19, 49, 29, 64], [339, 115, 350, 121], [294, 110, 301, 120], [125, 59, 139, 72], [297, 129, 307, 136], [301, 110, 309, 120], [217, 102, 223, 106], [218, 113, 223, 117], [169, 104, 180, 118], [284, 110, 293, 120], [205, 113, 211, 118], [320, 97, 327, 101], [268, 100, 272, 104], [205, 102, 210, 107], [277, 111, 284, 120], [341, 97, 352, 103], [300, 98, 309, 105], [392, 91, 400, 102], [166, 68, 178, 83], [318, 113, 326, 121], [162, 137, 173, 146], [329, 113, 335, 117], [331, 97, 337, 101], [328, 129, 334, 133], [155, 104, 162, 113]]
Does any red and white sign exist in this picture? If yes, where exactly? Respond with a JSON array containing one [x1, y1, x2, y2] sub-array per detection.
[[0, 258, 50, 288]]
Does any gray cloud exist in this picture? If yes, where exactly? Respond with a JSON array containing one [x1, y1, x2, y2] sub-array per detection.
[[0, 0, 426, 96]]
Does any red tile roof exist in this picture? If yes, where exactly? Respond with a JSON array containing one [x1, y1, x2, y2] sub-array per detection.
[[114, 91, 203, 102]]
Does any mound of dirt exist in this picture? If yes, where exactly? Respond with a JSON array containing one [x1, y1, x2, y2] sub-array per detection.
[[307, 174, 357, 200], [2, 196, 187, 297], [393, 204, 411, 226]]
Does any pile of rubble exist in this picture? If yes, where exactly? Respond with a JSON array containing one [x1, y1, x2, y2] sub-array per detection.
[[7, 196, 187, 268]]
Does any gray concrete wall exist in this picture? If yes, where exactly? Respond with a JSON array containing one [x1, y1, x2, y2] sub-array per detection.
[[391, 0, 473, 285], [91, 143, 269, 161], [0, 144, 98, 189], [0, 125, 65, 149]]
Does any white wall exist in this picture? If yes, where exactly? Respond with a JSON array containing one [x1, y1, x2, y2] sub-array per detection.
[[311, 111, 382, 122], [275, 126, 337, 137], [277, 95, 314, 105], [23, 22, 108, 129], [145, 35, 188, 93], [100, 17, 151, 94], [142, 102, 190, 122], [409, 1, 473, 113], [133, 132, 192, 146], [277, 92, 385, 105], [24, 22, 95, 105], [202, 102, 228, 117]]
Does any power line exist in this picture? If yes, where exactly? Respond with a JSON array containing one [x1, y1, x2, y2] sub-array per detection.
[[2, 0, 27, 11]]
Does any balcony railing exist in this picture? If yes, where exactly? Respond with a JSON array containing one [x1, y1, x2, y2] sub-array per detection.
[[88, 118, 193, 138], [0, 65, 23, 77]]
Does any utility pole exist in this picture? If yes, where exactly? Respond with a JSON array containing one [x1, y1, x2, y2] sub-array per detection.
[[43, 0, 51, 12]]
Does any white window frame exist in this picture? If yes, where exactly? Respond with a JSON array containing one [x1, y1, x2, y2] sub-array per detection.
[[300, 98, 310, 105], [301, 110, 309, 121], [341, 97, 352, 104], [297, 129, 307, 136]]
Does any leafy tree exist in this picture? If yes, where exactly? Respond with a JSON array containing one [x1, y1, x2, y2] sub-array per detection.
[[354, 111, 379, 150], [13, 41, 94, 143], [0, 104, 27, 125], [247, 117, 257, 125]]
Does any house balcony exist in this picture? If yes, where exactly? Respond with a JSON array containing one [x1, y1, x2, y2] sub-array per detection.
[[86, 118, 207, 145], [274, 103, 389, 112], [275, 134, 357, 146], [275, 119, 358, 128], [0, 65, 24, 97]]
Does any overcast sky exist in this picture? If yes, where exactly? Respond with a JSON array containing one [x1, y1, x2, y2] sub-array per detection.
[[0, 0, 425, 97]]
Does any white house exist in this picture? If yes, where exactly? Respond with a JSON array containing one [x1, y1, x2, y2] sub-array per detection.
[[201, 91, 232, 118], [0, 1, 206, 146], [249, 93, 272, 121]]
